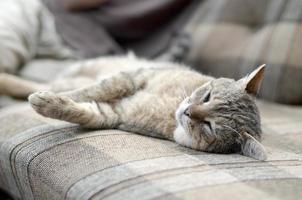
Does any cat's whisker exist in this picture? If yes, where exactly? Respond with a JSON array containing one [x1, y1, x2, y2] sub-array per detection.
[[221, 124, 240, 136], [179, 93, 184, 100], [185, 123, 191, 134], [178, 88, 185, 100], [180, 85, 188, 99], [184, 86, 189, 97]]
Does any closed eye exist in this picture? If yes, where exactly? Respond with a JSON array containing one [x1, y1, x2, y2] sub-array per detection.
[[203, 91, 211, 103], [204, 120, 212, 131]]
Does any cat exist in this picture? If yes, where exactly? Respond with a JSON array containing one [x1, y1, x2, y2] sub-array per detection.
[[0, 56, 267, 160]]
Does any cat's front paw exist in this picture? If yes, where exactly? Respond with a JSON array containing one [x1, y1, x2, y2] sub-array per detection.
[[28, 91, 72, 119]]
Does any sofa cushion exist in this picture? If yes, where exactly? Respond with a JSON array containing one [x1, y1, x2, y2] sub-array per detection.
[[0, 101, 302, 200], [184, 0, 302, 104]]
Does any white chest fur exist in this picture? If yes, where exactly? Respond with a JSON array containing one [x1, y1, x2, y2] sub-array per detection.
[[173, 125, 192, 148]]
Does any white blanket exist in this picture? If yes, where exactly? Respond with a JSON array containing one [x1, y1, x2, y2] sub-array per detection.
[[0, 0, 73, 74]]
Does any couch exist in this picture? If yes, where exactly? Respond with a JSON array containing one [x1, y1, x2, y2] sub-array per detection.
[[1, 0, 302, 199], [0, 100, 302, 200], [184, 0, 302, 104]]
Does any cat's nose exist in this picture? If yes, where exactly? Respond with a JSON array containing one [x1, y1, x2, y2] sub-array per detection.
[[184, 105, 209, 121], [184, 108, 190, 117]]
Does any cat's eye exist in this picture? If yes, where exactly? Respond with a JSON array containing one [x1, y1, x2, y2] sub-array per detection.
[[203, 91, 211, 103]]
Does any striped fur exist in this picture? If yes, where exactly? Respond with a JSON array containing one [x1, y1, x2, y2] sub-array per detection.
[[25, 56, 267, 160]]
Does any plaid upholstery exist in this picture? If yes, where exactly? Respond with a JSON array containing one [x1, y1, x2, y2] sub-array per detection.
[[184, 0, 302, 104], [0, 101, 301, 200]]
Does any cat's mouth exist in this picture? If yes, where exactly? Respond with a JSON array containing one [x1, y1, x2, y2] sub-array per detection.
[[176, 100, 191, 126], [176, 105, 193, 135], [176, 101, 213, 137], [180, 113, 190, 127]]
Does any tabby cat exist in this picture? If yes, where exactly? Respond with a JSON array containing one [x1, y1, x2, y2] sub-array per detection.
[[0, 56, 267, 160]]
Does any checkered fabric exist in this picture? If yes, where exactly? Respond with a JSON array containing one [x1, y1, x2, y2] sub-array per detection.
[[183, 0, 302, 104], [0, 101, 301, 200]]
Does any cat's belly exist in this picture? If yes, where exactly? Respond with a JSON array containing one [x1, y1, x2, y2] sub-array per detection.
[[116, 91, 180, 139], [144, 69, 212, 97]]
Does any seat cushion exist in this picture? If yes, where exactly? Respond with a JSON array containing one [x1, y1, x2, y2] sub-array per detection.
[[185, 0, 302, 104], [0, 102, 302, 200]]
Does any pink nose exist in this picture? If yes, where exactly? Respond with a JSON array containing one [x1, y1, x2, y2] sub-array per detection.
[[184, 105, 209, 121]]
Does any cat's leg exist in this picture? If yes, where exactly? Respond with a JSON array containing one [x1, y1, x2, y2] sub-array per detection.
[[28, 91, 119, 128], [60, 71, 144, 102], [0, 73, 94, 99], [0, 73, 49, 99]]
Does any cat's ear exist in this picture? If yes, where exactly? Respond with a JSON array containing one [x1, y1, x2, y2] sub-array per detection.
[[240, 64, 266, 95], [239, 131, 267, 161]]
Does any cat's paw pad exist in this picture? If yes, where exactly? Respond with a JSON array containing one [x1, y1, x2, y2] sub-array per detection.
[[28, 91, 71, 118]]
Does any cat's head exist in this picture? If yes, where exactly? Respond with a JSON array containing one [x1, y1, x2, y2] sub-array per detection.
[[174, 65, 267, 160]]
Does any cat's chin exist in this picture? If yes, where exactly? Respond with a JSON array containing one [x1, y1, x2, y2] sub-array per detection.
[[173, 125, 192, 148]]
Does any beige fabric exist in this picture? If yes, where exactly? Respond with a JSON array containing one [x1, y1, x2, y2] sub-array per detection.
[[0, 101, 301, 200], [184, 0, 302, 104]]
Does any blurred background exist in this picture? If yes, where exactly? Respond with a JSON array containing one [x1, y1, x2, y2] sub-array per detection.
[[1, 0, 302, 104]]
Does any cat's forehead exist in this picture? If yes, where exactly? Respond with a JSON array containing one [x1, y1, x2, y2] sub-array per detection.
[[209, 79, 251, 103], [212, 78, 239, 92], [213, 78, 234, 86]]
